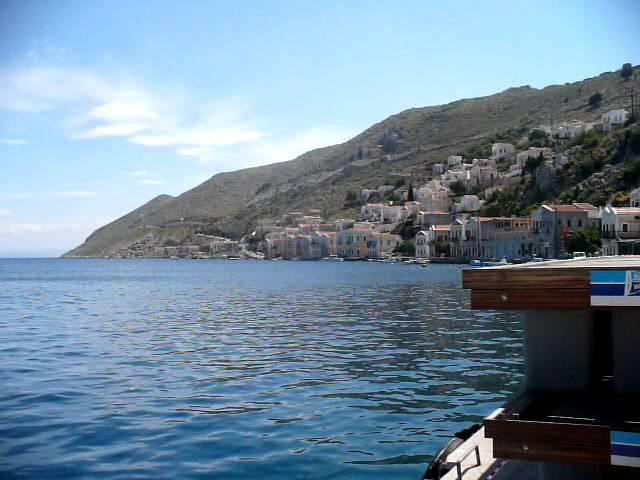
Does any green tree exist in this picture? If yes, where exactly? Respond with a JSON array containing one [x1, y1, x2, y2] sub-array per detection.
[[568, 229, 601, 254], [449, 180, 466, 196], [394, 239, 416, 257], [407, 183, 415, 201], [621, 63, 633, 80], [344, 190, 360, 208], [588, 92, 603, 108]]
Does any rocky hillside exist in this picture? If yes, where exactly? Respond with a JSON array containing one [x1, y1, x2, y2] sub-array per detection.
[[66, 66, 640, 257]]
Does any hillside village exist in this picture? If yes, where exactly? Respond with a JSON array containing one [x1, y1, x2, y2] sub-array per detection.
[[108, 105, 640, 261], [252, 108, 640, 262]]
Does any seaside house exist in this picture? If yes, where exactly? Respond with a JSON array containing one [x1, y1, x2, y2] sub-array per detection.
[[416, 211, 453, 229], [415, 231, 429, 258], [424, 224, 452, 257], [530, 203, 600, 258], [600, 205, 640, 255], [366, 233, 402, 259], [336, 224, 377, 258]]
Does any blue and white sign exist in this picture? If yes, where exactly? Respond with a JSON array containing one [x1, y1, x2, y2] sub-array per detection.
[[591, 270, 640, 306], [611, 431, 640, 467]]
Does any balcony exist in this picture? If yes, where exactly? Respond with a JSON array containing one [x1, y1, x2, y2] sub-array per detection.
[[602, 229, 640, 240]]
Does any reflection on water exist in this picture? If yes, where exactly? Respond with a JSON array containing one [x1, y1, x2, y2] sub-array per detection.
[[0, 259, 523, 479]]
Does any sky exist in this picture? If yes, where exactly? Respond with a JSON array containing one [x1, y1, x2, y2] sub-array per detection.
[[1, 0, 639, 256]]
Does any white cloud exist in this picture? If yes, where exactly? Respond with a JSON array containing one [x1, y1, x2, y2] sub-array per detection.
[[0, 208, 11, 217], [0, 138, 27, 145], [50, 191, 97, 198], [176, 126, 357, 167], [0, 65, 356, 171], [137, 179, 164, 185], [129, 170, 149, 176], [0, 218, 112, 254], [0, 192, 34, 200]]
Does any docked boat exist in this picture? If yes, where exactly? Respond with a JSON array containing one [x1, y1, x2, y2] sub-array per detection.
[[423, 256, 640, 480]]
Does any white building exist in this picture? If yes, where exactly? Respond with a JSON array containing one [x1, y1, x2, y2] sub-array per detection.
[[601, 109, 629, 132], [516, 147, 553, 167], [491, 143, 516, 161], [415, 231, 429, 258], [454, 195, 481, 213], [447, 155, 463, 168], [600, 206, 640, 255], [366, 233, 402, 259], [631, 187, 640, 208]]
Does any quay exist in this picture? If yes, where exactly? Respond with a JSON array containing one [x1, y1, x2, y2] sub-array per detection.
[[427, 256, 640, 480]]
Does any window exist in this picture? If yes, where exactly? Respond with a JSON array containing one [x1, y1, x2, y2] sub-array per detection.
[[567, 220, 572, 228], [622, 224, 628, 233], [578, 219, 582, 228]]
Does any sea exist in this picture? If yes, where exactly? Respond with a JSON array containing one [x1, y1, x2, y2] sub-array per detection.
[[0, 259, 523, 479]]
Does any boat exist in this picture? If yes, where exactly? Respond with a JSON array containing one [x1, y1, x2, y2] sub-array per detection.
[[422, 424, 481, 479], [468, 259, 509, 268], [422, 256, 640, 479], [321, 255, 344, 262]]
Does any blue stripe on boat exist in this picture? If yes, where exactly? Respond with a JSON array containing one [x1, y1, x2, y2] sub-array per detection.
[[591, 271, 626, 284], [611, 443, 640, 458], [591, 284, 626, 296], [612, 431, 640, 446]]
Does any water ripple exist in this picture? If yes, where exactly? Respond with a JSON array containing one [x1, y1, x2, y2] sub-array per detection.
[[0, 259, 523, 479]]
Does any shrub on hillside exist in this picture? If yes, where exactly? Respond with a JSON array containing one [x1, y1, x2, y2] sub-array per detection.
[[622, 159, 640, 185], [449, 180, 466, 196], [588, 92, 603, 108]]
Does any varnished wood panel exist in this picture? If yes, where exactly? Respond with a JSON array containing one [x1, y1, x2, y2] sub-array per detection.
[[471, 288, 590, 310], [463, 269, 590, 290], [485, 418, 610, 465]]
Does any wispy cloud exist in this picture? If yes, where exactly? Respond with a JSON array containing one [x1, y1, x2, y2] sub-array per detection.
[[0, 218, 113, 253], [0, 65, 356, 170], [0, 208, 11, 217], [50, 191, 97, 198], [137, 179, 164, 185], [129, 170, 149, 176], [0, 66, 263, 157], [0, 138, 27, 145], [0, 192, 35, 200]]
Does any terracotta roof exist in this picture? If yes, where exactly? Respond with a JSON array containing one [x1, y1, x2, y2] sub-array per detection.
[[572, 202, 597, 211], [546, 204, 582, 213]]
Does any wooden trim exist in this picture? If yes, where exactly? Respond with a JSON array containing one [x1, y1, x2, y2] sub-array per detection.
[[463, 268, 590, 290], [485, 418, 610, 465], [471, 288, 590, 310]]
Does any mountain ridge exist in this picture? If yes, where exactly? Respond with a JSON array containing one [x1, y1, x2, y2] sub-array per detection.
[[65, 66, 640, 258]]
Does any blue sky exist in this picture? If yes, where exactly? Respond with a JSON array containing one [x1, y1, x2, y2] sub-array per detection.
[[1, 0, 639, 255]]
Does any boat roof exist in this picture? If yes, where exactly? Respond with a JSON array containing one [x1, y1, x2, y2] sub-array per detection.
[[462, 256, 640, 310]]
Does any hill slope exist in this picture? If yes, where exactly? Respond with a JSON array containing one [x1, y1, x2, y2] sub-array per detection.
[[66, 66, 640, 257]]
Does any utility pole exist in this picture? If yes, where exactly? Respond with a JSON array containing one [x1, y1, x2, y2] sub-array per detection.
[[631, 83, 635, 121]]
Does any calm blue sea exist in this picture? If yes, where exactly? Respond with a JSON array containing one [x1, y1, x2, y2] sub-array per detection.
[[0, 259, 523, 479]]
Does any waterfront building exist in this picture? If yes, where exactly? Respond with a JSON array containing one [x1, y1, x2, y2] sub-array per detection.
[[601, 206, 640, 255], [530, 203, 599, 258], [366, 233, 402, 259]]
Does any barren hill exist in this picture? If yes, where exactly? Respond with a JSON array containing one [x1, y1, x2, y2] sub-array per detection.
[[66, 66, 639, 257]]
